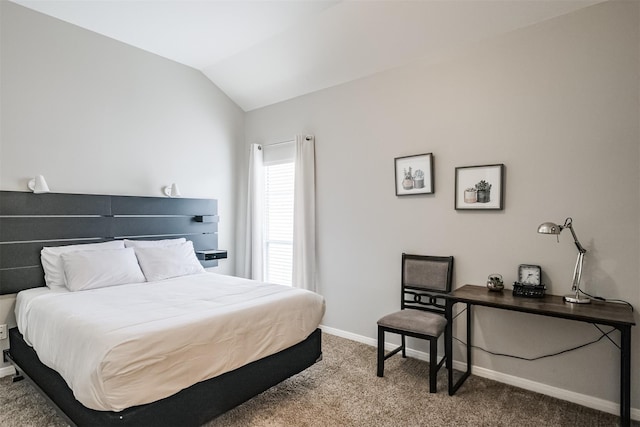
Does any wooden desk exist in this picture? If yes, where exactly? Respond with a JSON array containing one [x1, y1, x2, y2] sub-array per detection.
[[445, 285, 636, 426]]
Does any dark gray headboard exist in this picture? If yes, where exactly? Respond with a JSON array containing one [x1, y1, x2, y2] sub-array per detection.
[[0, 191, 220, 295]]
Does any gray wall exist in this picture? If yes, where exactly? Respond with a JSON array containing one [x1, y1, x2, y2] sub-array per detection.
[[244, 0, 639, 411], [0, 2, 243, 341]]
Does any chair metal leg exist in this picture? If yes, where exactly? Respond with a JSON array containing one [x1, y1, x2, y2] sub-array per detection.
[[377, 327, 385, 377], [401, 334, 406, 358], [429, 338, 438, 393]]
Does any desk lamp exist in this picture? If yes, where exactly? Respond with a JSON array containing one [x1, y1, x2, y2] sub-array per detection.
[[537, 217, 590, 304]]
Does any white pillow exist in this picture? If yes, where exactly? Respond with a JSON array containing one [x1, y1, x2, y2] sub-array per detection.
[[41, 240, 125, 288], [61, 248, 146, 292], [123, 238, 186, 248], [134, 241, 205, 282]]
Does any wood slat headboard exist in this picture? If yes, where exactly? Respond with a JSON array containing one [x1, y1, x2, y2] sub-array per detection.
[[0, 191, 220, 295]]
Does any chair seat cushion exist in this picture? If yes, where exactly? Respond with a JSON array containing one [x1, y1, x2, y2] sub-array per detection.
[[377, 309, 447, 337]]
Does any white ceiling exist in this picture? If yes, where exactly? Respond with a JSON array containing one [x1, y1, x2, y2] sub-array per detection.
[[13, 0, 604, 111]]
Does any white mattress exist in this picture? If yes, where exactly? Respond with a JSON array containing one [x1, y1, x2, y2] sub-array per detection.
[[15, 272, 325, 411]]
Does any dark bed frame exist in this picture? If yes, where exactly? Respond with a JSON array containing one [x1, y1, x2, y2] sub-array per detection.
[[0, 190, 322, 426]]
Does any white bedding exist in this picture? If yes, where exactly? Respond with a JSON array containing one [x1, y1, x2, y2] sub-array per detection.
[[15, 272, 325, 411]]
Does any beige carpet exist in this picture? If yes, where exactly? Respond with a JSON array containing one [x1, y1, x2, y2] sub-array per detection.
[[0, 333, 632, 426]]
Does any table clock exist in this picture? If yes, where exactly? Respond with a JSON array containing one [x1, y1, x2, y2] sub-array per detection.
[[513, 264, 546, 298]]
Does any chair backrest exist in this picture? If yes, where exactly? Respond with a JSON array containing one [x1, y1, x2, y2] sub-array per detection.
[[401, 253, 454, 314]]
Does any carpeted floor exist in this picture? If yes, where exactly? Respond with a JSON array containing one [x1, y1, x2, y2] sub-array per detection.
[[0, 333, 633, 426]]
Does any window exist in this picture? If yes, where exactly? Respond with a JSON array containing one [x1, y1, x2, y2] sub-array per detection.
[[264, 161, 294, 285]]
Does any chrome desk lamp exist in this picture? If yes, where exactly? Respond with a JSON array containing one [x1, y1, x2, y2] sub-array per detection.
[[537, 218, 590, 304]]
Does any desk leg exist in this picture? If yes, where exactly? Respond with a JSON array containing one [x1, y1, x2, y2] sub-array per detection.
[[620, 325, 631, 427], [447, 301, 472, 395], [466, 303, 472, 371], [446, 300, 453, 392]]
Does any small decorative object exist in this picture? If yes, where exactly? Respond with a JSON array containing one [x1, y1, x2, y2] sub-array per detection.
[[512, 264, 546, 298], [486, 274, 504, 292], [413, 169, 425, 189], [464, 188, 477, 203], [394, 153, 434, 196], [475, 180, 492, 203], [455, 164, 504, 210], [517, 264, 542, 286], [402, 167, 414, 190], [513, 282, 546, 298]]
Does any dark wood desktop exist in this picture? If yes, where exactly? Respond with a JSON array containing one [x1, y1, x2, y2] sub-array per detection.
[[445, 285, 635, 426]]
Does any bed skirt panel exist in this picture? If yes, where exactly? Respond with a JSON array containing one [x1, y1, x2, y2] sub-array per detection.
[[7, 327, 322, 426]]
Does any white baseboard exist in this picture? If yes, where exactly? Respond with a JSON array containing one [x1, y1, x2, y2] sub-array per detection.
[[320, 325, 640, 421], [0, 364, 15, 378]]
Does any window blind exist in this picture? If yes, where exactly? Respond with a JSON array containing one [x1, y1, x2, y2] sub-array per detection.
[[264, 161, 295, 286]]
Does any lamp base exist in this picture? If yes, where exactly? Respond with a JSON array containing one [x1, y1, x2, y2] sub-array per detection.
[[563, 293, 591, 304]]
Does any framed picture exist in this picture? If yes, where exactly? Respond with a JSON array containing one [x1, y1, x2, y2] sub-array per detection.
[[455, 164, 504, 210], [394, 153, 434, 196]]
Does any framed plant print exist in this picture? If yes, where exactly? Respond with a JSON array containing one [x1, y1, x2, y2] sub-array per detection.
[[455, 164, 504, 210], [394, 153, 434, 196]]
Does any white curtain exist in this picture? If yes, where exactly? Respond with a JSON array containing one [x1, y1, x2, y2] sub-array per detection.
[[292, 135, 316, 292], [242, 144, 264, 281]]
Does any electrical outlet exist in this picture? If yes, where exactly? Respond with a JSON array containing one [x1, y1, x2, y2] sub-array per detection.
[[0, 324, 7, 340]]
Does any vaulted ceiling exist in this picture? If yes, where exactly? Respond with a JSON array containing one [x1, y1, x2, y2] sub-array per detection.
[[12, 0, 604, 111]]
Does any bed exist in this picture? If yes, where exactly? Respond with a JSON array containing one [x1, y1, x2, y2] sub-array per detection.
[[0, 190, 325, 426]]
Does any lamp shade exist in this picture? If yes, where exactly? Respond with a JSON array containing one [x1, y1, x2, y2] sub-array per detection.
[[537, 222, 561, 234], [28, 175, 50, 194]]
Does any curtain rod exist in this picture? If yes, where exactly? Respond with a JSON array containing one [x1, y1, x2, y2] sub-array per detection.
[[262, 139, 294, 148], [260, 135, 313, 148]]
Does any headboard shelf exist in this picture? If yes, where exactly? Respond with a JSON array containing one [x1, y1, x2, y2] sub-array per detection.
[[0, 191, 220, 295], [0, 191, 110, 216], [0, 217, 110, 242], [111, 195, 217, 216], [111, 216, 217, 237], [0, 239, 108, 269]]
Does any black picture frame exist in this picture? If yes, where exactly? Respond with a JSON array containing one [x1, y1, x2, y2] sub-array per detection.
[[455, 164, 504, 210], [394, 153, 434, 196]]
